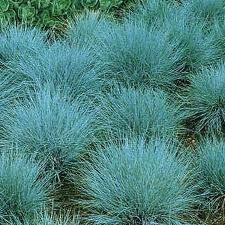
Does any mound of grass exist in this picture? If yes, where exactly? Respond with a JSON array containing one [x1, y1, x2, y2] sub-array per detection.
[[80, 138, 198, 225], [0, 26, 47, 69], [66, 11, 112, 48], [12, 42, 101, 99], [162, 9, 216, 75], [0, 151, 51, 223], [96, 21, 182, 90], [129, 0, 176, 28], [197, 138, 225, 212], [9, 211, 82, 225], [0, 72, 25, 136], [4, 87, 97, 182], [208, 20, 225, 62], [184, 0, 225, 28], [101, 88, 183, 141], [186, 63, 225, 134]]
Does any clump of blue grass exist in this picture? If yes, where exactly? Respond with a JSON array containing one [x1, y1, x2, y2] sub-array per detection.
[[0, 151, 51, 224], [101, 87, 184, 141], [0, 26, 47, 69], [197, 137, 225, 212], [162, 8, 217, 74], [66, 11, 112, 48], [80, 137, 198, 225], [4, 87, 98, 182], [128, 0, 177, 28], [13, 42, 101, 100], [8, 211, 82, 225], [185, 63, 225, 134], [95, 21, 182, 90], [0, 71, 29, 140], [36, 211, 81, 225], [208, 20, 225, 62], [184, 0, 225, 29]]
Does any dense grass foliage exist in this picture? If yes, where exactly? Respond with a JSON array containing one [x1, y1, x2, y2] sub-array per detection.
[[12, 43, 100, 99], [4, 88, 97, 182], [0, 151, 51, 223], [95, 21, 182, 90], [184, 0, 225, 28], [129, 0, 175, 28], [66, 12, 112, 48], [0, 26, 47, 68], [0, 72, 26, 138], [80, 138, 197, 225], [2, 0, 225, 223], [197, 138, 225, 212], [186, 63, 225, 134], [101, 88, 183, 140], [208, 21, 225, 62], [9, 212, 82, 225], [163, 11, 216, 74]]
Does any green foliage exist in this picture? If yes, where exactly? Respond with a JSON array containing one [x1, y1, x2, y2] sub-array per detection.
[[81, 0, 99, 8], [197, 138, 225, 211], [0, 0, 74, 30], [4, 87, 97, 182], [186, 63, 225, 134], [0, 151, 51, 223], [0, 0, 138, 30], [101, 88, 184, 140], [12, 43, 101, 99], [96, 21, 182, 90], [80, 138, 198, 225], [80, 0, 135, 12]]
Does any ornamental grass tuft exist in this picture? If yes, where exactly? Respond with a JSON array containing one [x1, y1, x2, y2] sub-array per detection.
[[101, 87, 184, 141], [80, 138, 198, 225], [4, 87, 97, 182], [186, 63, 225, 134]]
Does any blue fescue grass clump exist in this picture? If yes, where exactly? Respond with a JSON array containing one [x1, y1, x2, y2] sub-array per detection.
[[128, 0, 176, 28], [13, 42, 101, 99], [208, 21, 225, 62], [96, 21, 182, 90], [197, 138, 225, 211], [162, 9, 217, 74], [0, 71, 30, 139], [4, 87, 97, 182], [0, 26, 47, 68], [7, 211, 81, 225], [101, 88, 184, 140], [80, 138, 198, 225], [35, 212, 81, 225], [184, 0, 225, 28], [66, 11, 112, 48], [0, 151, 51, 223], [185, 63, 225, 134], [36, 213, 81, 225]]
